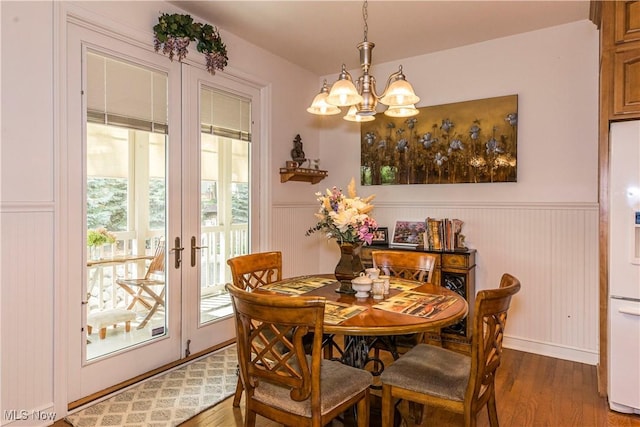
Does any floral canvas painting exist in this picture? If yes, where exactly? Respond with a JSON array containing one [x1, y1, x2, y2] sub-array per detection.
[[360, 94, 518, 185]]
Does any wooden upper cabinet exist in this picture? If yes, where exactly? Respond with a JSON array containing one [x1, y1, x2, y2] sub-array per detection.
[[613, 48, 640, 114], [615, 1, 640, 43], [602, 1, 640, 118]]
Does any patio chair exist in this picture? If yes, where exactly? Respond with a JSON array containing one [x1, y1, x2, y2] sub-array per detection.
[[116, 240, 165, 329]]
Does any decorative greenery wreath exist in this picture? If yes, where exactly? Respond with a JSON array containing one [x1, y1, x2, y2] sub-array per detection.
[[153, 13, 228, 74]]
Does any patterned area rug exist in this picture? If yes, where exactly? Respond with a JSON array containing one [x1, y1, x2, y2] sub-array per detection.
[[65, 345, 238, 427]]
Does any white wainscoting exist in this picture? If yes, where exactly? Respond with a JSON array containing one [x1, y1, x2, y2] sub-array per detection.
[[1, 204, 55, 426], [272, 201, 599, 365]]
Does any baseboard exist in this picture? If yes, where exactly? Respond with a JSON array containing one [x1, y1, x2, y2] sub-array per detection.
[[504, 336, 599, 365]]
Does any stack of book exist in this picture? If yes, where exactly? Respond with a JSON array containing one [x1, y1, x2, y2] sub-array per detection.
[[425, 218, 465, 251]]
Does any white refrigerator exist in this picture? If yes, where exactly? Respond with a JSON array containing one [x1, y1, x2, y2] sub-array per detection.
[[608, 121, 640, 414]]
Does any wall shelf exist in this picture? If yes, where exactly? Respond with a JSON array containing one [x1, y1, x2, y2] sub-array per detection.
[[279, 167, 328, 184]]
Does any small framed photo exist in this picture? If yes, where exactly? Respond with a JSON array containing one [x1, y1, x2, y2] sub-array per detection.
[[390, 221, 426, 248], [371, 227, 389, 245]]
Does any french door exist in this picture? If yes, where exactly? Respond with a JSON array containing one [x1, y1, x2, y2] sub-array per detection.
[[66, 23, 258, 402], [180, 65, 259, 354]]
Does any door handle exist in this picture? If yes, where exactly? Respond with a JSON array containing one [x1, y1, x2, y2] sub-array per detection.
[[619, 307, 640, 316], [191, 236, 209, 267], [170, 237, 184, 268]]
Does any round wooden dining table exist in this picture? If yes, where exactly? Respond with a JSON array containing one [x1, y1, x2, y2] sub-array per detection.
[[258, 274, 469, 375]]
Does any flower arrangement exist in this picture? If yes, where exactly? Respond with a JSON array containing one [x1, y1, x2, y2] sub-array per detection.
[[87, 228, 117, 247], [306, 178, 378, 244], [153, 13, 228, 74]]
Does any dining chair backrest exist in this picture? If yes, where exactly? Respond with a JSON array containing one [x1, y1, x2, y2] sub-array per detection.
[[226, 283, 371, 427], [372, 250, 437, 283], [226, 251, 284, 407], [370, 250, 438, 359], [466, 273, 521, 418], [227, 251, 282, 291], [144, 240, 165, 279], [227, 282, 325, 401]]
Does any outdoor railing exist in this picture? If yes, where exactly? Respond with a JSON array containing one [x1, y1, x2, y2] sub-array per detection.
[[86, 224, 248, 312]]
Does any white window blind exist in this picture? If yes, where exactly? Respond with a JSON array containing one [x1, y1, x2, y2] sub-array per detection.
[[86, 51, 168, 134], [200, 87, 251, 142]]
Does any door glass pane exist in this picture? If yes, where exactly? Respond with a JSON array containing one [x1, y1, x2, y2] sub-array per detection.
[[85, 52, 168, 360], [199, 87, 251, 324]]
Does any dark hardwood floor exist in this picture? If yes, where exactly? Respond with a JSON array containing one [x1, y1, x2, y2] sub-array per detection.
[[181, 348, 640, 427]]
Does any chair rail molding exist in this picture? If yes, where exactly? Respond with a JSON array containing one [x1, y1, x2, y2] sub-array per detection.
[[0, 201, 56, 213]]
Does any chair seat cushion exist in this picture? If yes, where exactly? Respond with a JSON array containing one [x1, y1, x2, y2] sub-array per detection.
[[253, 358, 372, 417], [380, 343, 470, 402]]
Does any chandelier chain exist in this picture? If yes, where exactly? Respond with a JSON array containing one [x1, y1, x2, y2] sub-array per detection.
[[362, 0, 368, 42]]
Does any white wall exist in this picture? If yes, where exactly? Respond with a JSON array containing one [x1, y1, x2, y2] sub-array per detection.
[[1, 1, 57, 425], [273, 20, 601, 364]]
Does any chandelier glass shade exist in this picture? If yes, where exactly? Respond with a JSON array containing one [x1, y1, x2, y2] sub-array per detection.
[[307, 0, 420, 121], [384, 104, 419, 118], [344, 106, 375, 122], [306, 80, 341, 115], [325, 65, 364, 107]]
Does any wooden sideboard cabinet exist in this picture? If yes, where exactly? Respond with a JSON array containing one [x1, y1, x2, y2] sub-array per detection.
[[360, 245, 476, 352]]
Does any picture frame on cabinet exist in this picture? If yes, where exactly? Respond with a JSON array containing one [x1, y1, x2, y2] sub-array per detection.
[[390, 221, 425, 248], [371, 227, 389, 245]]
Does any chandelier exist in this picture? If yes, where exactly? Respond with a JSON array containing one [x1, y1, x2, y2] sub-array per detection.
[[306, 0, 420, 122]]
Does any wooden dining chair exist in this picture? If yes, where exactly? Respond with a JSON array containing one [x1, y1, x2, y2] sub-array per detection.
[[116, 240, 165, 329], [227, 251, 283, 291], [373, 250, 436, 283], [371, 250, 438, 361], [380, 273, 521, 427], [226, 283, 371, 427], [227, 251, 283, 407], [227, 251, 341, 406]]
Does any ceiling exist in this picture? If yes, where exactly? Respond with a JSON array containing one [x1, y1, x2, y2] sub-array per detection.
[[171, 1, 592, 76]]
